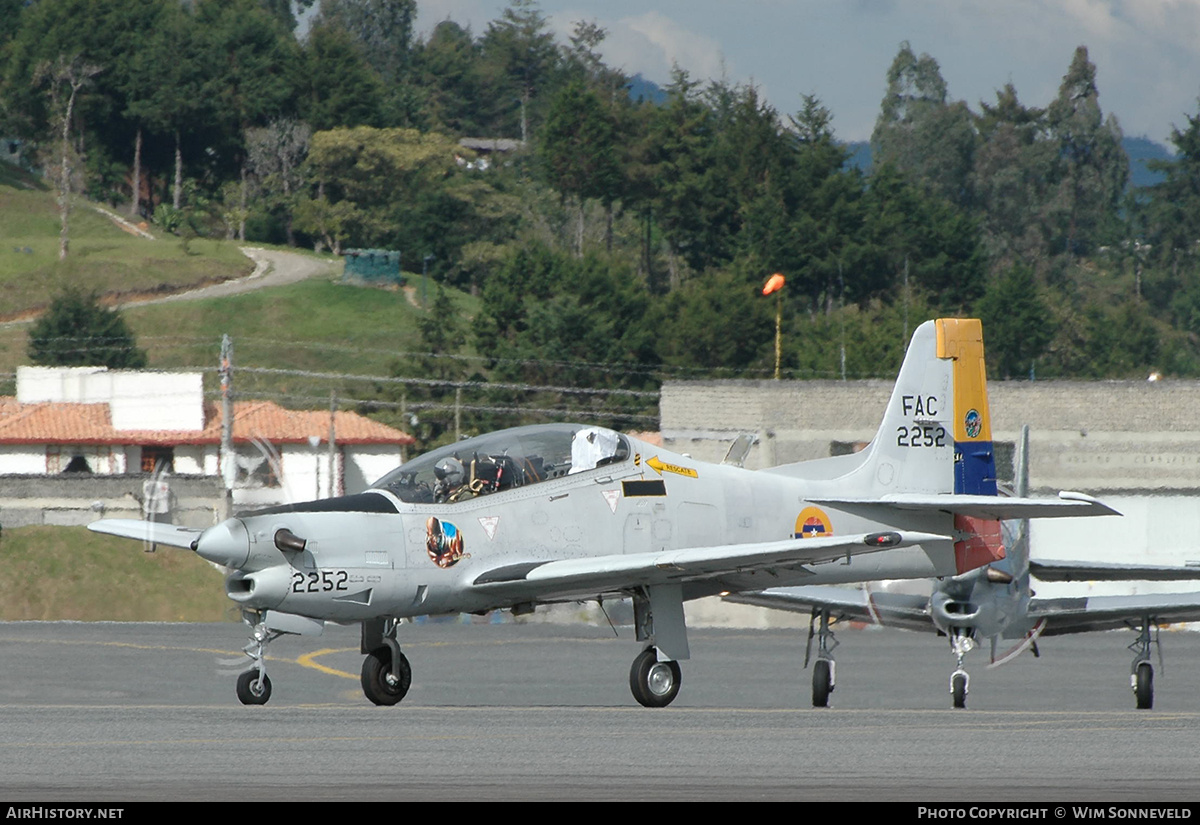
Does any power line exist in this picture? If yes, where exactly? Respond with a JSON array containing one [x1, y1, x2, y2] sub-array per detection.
[[237, 366, 661, 398]]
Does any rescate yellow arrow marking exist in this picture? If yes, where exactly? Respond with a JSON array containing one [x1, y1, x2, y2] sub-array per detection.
[[646, 456, 698, 478]]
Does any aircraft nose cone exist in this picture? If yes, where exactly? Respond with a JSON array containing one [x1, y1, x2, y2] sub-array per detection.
[[193, 519, 250, 569]]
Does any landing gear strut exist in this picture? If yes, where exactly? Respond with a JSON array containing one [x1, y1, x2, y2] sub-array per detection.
[[1128, 616, 1158, 710], [806, 607, 838, 707], [237, 611, 283, 705], [949, 630, 974, 709]]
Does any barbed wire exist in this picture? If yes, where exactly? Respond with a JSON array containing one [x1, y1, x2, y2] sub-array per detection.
[[43, 334, 786, 379], [236, 366, 660, 398], [7, 338, 858, 382], [232, 390, 659, 424]]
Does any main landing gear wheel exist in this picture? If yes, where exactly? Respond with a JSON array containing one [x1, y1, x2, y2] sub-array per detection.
[[361, 647, 412, 706], [236, 669, 272, 705], [812, 658, 833, 708], [629, 647, 681, 708], [1133, 662, 1154, 710], [1128, 616, 1158, 710], [951, 671, 968, 709]]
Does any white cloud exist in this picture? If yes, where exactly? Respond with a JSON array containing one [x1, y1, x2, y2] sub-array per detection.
[[618, 12, 727, 82]]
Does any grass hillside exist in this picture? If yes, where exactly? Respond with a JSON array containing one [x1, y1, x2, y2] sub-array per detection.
[[0, 526, 232, 621], [0, 165, 252, 321]]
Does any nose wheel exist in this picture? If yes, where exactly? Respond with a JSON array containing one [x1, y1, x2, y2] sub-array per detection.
[[630, 647, 681, 707], [951, 670, 968, 709], [236, 669, 272, 705]]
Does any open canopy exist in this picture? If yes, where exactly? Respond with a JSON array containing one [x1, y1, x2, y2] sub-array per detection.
[[370, 423, 629, 504]]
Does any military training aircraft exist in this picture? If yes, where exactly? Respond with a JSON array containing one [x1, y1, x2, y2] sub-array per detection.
[[88, 318, 1118, 707], [727, 426, 1200, 710]]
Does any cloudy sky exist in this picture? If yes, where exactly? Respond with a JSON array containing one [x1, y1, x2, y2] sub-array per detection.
[[414, 0, 1200, 147]]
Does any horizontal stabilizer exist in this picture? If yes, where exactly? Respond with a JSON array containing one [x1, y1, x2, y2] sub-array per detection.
[[811, 491, 1119, 521], [87, 519, 203, 550], [1032, 591, 1200, 635], [1030, 559, 1200, 582]]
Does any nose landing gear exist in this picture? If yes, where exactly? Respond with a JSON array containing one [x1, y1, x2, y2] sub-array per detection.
[[949, 630, 975, 709], [236, 613, 284, 706]]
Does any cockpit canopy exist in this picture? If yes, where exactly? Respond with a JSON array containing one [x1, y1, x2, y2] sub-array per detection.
[[371, 423, 630, 504]]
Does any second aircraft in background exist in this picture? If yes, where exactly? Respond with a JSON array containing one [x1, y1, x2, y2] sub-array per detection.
[[728, 426, 1200, 710]]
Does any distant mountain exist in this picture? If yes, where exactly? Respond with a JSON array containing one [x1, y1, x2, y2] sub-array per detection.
[[843, 141, 871, 172], [1124, 135, 1175, 189], [627, 74, 667, 105], [838, 137, 1175, 188]]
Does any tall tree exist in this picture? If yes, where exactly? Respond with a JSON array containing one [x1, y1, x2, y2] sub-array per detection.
[[1044, 45, 1128, 258], [35, 54, 103, 259], [315, 0, 416, 86], [315, 0, 420, 125], [298, 22, 384, 131], [195, 0, 300, 237], [975, 264, 1054, 378], [644, 69, 722, 284], [245, 118, 312, 246], [125, 0, 205, 214], [872, 42, 977, 207], [538, 79, 620, 255], [480, 0, 558, 142], [414, 20, 486, 134], [970, 83, 1056, 269], [1143, 102, 1200, 271]]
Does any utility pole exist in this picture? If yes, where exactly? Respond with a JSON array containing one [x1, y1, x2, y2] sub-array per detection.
[[328, 391, 338, 498], [219, 334, 235, 518]]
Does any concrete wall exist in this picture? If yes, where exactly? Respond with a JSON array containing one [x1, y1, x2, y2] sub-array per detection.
[[0, 474, 225, 528], [1, 444, 406, 523], [661, 379, 1200, 492]]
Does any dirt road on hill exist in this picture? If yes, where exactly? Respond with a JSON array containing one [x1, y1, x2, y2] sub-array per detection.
[[117, 247, 338, 309], [0, 248, 337, 328]]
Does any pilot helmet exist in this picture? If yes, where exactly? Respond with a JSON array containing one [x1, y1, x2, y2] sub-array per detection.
[[434, 456, 465, 485]]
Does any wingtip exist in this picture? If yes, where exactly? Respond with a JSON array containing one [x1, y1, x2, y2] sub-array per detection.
[[1057, 491, 1122, 516]]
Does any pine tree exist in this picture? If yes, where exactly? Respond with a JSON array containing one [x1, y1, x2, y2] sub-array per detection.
[[27, 289, 148, 369]]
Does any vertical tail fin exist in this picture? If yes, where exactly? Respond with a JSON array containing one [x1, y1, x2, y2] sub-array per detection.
[[842, 318, 998, 498]]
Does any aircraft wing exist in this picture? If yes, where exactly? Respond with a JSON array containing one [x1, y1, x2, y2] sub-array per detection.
[[470, 530, 951, 602], [86, 519, 203, 550], [810, 491, 1120, 521], [1030, 559, 1200, 582], [724, 585, 933, 632], [1031, 591, 1200, 635]]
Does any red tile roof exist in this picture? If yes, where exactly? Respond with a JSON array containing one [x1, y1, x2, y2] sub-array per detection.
[[0, 398, 414, 447]]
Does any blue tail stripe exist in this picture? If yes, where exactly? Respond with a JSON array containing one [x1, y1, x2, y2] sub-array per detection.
[[955, 440, 998, 496]]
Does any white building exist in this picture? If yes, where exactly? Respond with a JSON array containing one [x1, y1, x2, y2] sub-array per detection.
[[0, 366, 415, 525]]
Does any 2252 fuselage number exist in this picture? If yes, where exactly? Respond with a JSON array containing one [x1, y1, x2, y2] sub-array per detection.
[[291, 569, 349, 593], [896, 424, 947, 448]]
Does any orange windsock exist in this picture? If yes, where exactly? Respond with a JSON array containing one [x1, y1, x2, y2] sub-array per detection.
[[762, 273, 785, 295]]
